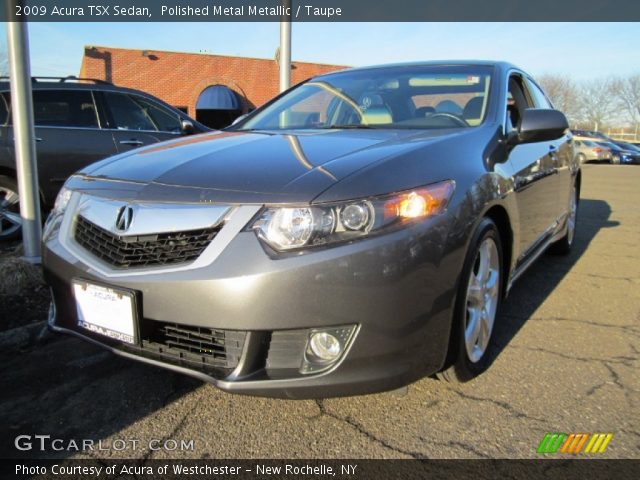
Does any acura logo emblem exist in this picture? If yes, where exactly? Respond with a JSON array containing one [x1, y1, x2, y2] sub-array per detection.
[[115, 205, 134, 232]]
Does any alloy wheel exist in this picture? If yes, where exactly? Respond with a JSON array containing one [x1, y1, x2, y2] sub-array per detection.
[[0, 185, 22, 239], [464, 237, 500, 363]]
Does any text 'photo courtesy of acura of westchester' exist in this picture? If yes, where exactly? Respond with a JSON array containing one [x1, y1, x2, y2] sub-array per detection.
[[43, 61, 578, 399]]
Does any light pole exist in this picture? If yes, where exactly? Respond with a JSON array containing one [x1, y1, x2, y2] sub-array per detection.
[[279, 0, 292, 93], [6, 4, 42, 262]]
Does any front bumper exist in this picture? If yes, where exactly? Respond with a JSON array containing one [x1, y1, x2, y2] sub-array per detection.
[[43, 203, 462, 399]]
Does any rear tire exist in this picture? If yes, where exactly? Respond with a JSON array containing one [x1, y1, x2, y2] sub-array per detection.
[[437, 218, 503, 383], [548, 180, 578, 255], [0, 175, 22, 241]]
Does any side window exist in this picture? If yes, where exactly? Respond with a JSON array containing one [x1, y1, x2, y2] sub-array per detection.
[[0, 94, 8, 125], [104, 92, 156, 131], [131, 96, 182, 133], [32, 90, 99, 128], [526, 78, 553, 109], [507, 75, 534, 131]]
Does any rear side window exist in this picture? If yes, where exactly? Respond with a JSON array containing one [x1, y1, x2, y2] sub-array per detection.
[[104, 92, 156, 131], [131, 95, 182, 133], [526, 79, 553, 109], [32, 90, 99, 128]]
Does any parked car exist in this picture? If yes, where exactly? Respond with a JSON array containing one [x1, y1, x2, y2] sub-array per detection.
[[571, 129, 612, 142], [43, 62, 578, 398], [573, 138, 611, 163], [596, 141, 640, 165], [0, 76, 209, 239]]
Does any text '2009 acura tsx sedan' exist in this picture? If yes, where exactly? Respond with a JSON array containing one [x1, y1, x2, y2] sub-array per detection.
[[43, 62, 579, 398]]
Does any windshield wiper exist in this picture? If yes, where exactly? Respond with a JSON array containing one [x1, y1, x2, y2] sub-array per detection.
[[318, 124, 377, 129]]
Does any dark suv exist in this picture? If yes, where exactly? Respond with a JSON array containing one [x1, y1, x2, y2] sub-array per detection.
[[0, 77, 208, 239]]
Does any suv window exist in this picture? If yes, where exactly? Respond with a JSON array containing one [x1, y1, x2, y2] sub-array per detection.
[[526, 78, 553, 109], [104, 92, 157, 131], [0, 94, 8, 125], [132, 95, 182, 133], [31, 90, 99, 128]]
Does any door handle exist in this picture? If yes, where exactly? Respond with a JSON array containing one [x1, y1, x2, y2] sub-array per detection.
[[12, 137, 42, 142], [119, 140, 144, 147]]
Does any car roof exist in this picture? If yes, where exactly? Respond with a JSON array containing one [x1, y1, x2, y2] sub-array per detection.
[[315, 60, 520, 77], [0, 79, 154, 96]]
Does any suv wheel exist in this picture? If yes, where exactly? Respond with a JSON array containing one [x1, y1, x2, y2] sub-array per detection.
[[437, 218, 503, 382], [0, 175, 22, 241]]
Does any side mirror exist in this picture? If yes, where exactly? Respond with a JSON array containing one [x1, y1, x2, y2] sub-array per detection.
[[231, 113, 249, 126], [509, 108, 569, 145], [180, 119, 195, 135]]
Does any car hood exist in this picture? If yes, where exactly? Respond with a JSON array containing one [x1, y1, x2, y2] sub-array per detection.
[[78, 128, 467, 204]]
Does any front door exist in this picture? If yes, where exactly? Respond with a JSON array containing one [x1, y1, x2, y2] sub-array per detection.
[[505, 75, 560, 261]]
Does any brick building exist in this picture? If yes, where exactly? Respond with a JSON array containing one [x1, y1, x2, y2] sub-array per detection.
[[79, 46, 345, 128]]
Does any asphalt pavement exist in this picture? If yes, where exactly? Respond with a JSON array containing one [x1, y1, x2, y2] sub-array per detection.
[[1, 164, 638, 460]]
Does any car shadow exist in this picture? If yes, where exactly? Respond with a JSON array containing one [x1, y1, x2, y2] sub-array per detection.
[[485, 198, 619, 367], [0, 334, 201, 459]]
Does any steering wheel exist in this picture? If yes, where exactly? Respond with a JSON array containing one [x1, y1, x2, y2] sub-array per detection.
[[429, 112, 469, 127]]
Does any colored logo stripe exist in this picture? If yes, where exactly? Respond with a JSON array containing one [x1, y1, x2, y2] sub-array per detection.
[[538, 433, 613, 454], [584, 433, 613, 454], [537, 433, 566, 453], [560, 433, 589, 454]]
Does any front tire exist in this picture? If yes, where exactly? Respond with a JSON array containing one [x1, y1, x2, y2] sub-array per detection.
[[437, 218, 503, 383], [0, 175, 22, 241]]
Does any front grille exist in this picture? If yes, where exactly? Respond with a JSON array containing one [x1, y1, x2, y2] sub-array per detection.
[[125, 320, 247, 376], [74, 216, 220, 268]]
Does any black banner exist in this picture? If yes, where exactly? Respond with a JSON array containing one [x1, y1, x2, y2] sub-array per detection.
[[2, 459, 639, 480], [1, 0, 640, 22]]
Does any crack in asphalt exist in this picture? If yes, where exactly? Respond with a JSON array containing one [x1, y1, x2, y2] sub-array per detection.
[[572, 272, 639, 283], [511, 344, 638, 404], [314, 400, 429, 459], [501, 314, 640, 337], [509, 344, 637, 367], [417, 436, 492, 459], [446, 389, 547, 423]]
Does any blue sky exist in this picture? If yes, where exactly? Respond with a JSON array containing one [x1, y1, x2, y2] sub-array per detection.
[[1, 22, 638, 80]]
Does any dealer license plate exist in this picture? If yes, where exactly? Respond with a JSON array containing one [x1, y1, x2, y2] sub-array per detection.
[[73, 280, 136, 344]]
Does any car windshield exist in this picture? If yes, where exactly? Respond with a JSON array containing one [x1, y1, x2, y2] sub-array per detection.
[[617, 141, 640, 151], [236, 65, 494, 131]]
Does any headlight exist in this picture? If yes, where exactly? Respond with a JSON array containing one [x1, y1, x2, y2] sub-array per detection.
[[43, 187, 72, 239], [251, 180, 454, 252], [52, 187, 72, 216]]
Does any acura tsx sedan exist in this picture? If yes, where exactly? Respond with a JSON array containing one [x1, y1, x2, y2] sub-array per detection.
[[43, 61, 579, 398]]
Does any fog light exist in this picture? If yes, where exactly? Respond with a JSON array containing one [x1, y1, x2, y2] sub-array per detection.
[[301, 325, 357, 374], [309, 332, 341, 361]]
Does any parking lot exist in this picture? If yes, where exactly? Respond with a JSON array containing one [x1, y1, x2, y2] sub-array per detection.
[[0, 164, 638, 460]]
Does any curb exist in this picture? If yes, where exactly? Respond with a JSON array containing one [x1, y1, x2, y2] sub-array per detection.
[[0, 321, 51, 350]]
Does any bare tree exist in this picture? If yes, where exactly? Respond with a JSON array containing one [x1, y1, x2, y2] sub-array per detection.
[[612, 75, 640, 130], [537, 74, 580, 123], [576, 78, 618, 131]]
